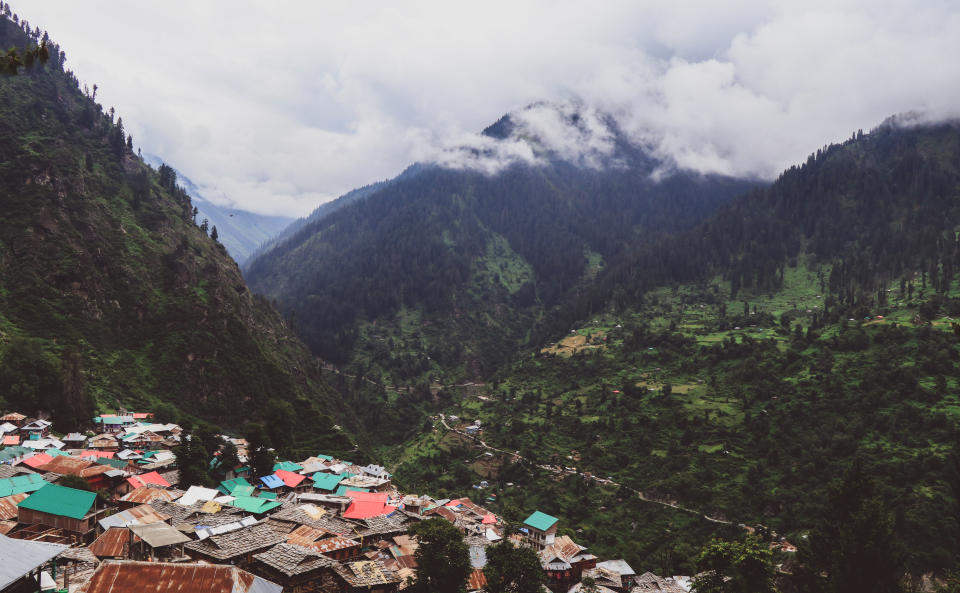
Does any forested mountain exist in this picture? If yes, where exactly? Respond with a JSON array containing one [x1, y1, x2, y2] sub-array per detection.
[[142, 155, 294, 267], [244, 106, 760, 384], [243, 176, 400, 270], [0, 13, 354, 456], [388, 119, 960, 576], [550, 117, 960, 333]]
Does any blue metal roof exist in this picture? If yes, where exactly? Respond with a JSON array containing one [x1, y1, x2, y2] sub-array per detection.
[[259, 474, 284, 489]]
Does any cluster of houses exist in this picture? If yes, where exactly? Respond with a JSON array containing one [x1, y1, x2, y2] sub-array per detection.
[[0, 409, 691, 593]]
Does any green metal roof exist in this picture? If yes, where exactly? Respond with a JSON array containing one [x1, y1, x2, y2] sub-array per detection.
[[0, 474, 47, 497], [523, 510, 558, 532], [18, 484, 96, 519], [312, 472, 345, 491], [218, 477, 252, 495], [258, 491, 278, 500], [229, 495, 281, 513], [96, 457, 128, 469], [315, 454, 333, 461], [334, 485, 370, 496], [0, 446, 31, 462], [272, 461, 303, 472]]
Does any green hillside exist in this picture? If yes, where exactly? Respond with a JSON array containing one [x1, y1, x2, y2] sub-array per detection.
[[385, 121, 960, 576], [0, 14, 354, 456]]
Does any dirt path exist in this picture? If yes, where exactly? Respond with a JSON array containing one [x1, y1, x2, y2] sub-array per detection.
[[437, 414, 732, 526]]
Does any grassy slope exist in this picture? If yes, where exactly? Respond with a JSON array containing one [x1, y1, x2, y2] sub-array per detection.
[[387, 256, 960, 574]]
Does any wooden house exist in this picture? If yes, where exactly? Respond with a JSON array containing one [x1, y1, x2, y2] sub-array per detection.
[[17, 484, 104, 542]]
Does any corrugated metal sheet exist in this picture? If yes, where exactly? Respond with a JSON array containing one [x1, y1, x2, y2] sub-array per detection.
[[98, 503, 170, 530], [286, 524, 329, 543], [35, 456, 93, 475], [0, 533, 68, 590], [467, 568, 488, 591], [128, 522, 191, 547], [18, 484, 96, 519], [78, 560, 282, 593], [89, 527, 138, 558], [307, 535, 360, 554], [0, 492, 29, 519], [195, 516, 257, 541], [120, 487, 177, 505]]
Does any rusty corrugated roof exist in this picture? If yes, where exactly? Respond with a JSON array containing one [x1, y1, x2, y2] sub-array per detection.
[[0, 492, 28, 520], [89, 527, 138, 558], [468, 568, 488, 591], [308, 535, 360, 554], [286, 524, 330, 543], [120, 487, 181, 505], [78, 560, 281, 593], [37, 456, 93, 475]]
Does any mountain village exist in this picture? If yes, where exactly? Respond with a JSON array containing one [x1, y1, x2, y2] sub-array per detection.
[[0, 408, 693, 593]]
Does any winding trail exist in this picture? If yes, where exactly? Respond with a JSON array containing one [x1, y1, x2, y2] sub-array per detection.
[[437, 414, 732, 526]]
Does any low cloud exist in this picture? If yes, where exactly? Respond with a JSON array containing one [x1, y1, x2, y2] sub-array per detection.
[[15, 1, 960, 216]]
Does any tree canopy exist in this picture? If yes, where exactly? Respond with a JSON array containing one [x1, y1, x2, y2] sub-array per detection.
[[408, 518, 471, 593]]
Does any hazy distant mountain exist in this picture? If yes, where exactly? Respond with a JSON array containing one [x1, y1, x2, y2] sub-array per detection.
[[143, 154, 293, 266]]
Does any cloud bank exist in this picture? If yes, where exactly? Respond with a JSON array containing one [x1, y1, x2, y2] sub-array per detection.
[[15, 1, 960, 216]]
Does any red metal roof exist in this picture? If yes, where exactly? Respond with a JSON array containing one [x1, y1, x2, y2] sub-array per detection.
[[2, 435, 19, 446], [274, 469, 306, 488], [342, 500, 397, 520], [20, 453, 53, 468], [127, 471, 171, 489], [345, 491, 389, 502], [81, 450, 115, 459]]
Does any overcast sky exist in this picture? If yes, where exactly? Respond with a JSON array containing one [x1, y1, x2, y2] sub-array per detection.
[[15, 1, 960, 216]]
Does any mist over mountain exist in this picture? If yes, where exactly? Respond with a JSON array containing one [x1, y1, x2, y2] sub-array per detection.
[[142, 154, 293, 266], [245, 102, 761, 384]]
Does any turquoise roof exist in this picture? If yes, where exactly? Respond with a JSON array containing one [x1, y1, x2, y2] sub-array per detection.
[[523, 510, 558, 532], [272, 461, 303, 472], [229, 495, 281, 513], [334, 485, 370, 496], [218, 477, 252, 495], [97, 457, 128, 469], [18, 484, 96, 519], [0, 447, 31, 462], [258, 491, 278, 500], [0, 473, 47, 497], [315, 454, 333, 461], [312, 472, 345, 492]]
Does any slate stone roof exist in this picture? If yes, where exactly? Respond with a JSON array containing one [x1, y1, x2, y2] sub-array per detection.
[[334, 560, 402, 588], [268, 505, 355, 535], [185, 522, 284, 561], [149, 500, 243, 531], [253, 543, 338, 577]]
